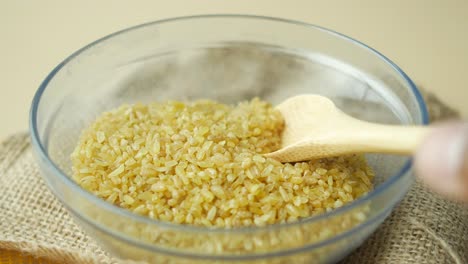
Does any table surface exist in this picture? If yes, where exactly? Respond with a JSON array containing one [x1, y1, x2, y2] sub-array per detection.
[[0, 250, 51, 264], [1, 1, 467, 263]]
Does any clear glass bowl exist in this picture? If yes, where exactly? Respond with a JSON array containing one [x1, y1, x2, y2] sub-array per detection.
[[30, 15, 428, 263]]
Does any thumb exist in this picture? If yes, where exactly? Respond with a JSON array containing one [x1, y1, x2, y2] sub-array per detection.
[[414, 121, 468, 202]]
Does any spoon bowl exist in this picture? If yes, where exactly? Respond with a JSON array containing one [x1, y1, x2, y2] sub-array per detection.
[[265, 94, 430, 162]]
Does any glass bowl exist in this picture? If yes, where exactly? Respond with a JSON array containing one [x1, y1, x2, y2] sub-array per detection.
[[30, 15, 428, 263]]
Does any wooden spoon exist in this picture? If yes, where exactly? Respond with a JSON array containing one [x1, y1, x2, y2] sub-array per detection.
[[265, 94, 429, 162]]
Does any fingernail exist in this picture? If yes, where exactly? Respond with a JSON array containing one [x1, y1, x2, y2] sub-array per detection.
[[415, 122, 468, 201]]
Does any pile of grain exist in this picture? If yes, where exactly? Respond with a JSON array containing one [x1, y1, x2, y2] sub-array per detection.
[[71, 98, 373, 227]]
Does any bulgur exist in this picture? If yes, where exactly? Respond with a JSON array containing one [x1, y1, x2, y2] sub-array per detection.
[[71, 98, 374, 227]]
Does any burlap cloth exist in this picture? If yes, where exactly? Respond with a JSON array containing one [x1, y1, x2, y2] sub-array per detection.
[[0, 91, 467, 264]]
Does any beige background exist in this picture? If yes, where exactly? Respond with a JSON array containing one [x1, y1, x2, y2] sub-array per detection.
[[1, 0, 467, 140]]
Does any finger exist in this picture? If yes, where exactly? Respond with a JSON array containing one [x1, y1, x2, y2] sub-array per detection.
[[414, 121, 468, 202]]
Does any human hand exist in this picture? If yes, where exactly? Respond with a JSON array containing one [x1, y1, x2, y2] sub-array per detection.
[[415, 122, 468, 202]]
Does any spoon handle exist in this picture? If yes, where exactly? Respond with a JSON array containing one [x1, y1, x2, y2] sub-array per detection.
[[347, 121, 430, 155]]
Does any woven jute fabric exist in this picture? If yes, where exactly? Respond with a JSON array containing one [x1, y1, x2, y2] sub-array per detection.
[[0, 91, 467, 264]]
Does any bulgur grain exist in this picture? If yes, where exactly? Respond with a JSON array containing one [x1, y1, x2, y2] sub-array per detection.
[[71, 98, 374, 227]]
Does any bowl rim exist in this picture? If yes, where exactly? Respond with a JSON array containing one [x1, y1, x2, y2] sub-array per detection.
[[29, 13, 429, 248]]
